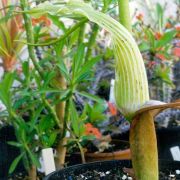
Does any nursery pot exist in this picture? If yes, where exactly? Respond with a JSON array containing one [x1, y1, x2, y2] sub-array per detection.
[[111, 126, 180, 161], [84, 148, 131, 162], [0, 126, 25, 179], [67, 139, 130, 165], [44, 160, 180, 180], [157, 126, 180, 161], [68, 149, 131, 165]]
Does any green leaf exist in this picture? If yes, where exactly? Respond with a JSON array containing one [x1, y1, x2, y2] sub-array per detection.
[[139, 42, 150, 52], [43, 71, 56, 88], [70, 99, 79, 136], [39, 115, 55, 132], [0, 73, 15, 110], [7, 141, 23, 148], [77, 91, 104, 103], [27, 149, 41, 168], [34, 25, 42, 43], [81, 135, 95, 141], [154, 65, 174, 87], [144, 28, 155, 51], [0, 6, 15, 23], [22, 61, 30, 85], [57, 59, 70, 83], [72, 43, 85, 78], [155, 30, 176, 49], [156, 3, 164, 31], [48, 14, 66, 32], [20, 89, 65, 97], [8, 153, 24, 174], [69, 29, 79, 47], [75, 56, 101, 83], [103, 0, 112, 10], [48, 132, 57, 146], [59, 89, 72, 101]]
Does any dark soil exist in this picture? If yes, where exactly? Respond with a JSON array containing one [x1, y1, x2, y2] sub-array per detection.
[[49, 168, 180, 180], [7, 172, 44, 180], [6, 166, 180, 180], [44, 160, 180, 180]]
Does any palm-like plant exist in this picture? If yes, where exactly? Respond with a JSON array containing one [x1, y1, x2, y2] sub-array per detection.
[[0, 0, 24, 72]]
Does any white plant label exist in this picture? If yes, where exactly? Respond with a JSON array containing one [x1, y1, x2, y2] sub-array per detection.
[[170, 146, 180, 161], [109, 79, 115, 103], [42, 148, 56, 175]]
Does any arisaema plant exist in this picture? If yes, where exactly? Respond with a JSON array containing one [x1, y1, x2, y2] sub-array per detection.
[[22, 0, 180, 179]]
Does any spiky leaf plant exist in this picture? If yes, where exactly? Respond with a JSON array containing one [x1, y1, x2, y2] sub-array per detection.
[[26, 1, 180, 179], [0, 0, 24, 72]]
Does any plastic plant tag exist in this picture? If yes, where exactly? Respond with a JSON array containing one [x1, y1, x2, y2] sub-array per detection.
[[66, 130, 70, 137], [38, 156, 45, 173], [170, 146, 180, 161], [42, 148, 56, 175], [109, 79, 115, 103]]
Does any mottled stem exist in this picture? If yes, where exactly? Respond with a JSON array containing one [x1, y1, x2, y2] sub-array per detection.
[[130, 112, 158, 180]]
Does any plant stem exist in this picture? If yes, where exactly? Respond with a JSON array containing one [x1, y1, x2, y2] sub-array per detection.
[[56, 99, 70, 169], [55, 76, 67, 169], [77, 141, 86, 163], [85, 3, 109, 61], [85, 24, 99, 61], [130, 112, 158, 180], [20, 0, 43, 77], [24, 19, 88, 46], [56, 137, 68, 169], [28, 165, 37, 180], [118, 0, 132, 32], [78, 23, 85, 45], [20, 0, 62, 130], [43, 98, 62, 129]]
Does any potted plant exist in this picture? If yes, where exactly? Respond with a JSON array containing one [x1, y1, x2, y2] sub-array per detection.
[[0, 0, 117, 179], [26, 0, 180, 179], [67, 101, 131, 165], [0, 0, 179, 179]]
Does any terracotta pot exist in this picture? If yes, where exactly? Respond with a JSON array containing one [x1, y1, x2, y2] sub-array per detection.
[[67, 139, 131, 165], [84, 148, 131, 162]]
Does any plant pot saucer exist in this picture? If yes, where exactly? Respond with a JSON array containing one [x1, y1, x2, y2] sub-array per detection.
[[82, 148, 131, 162]]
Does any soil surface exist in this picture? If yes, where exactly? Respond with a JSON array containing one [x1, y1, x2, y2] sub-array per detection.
[[7, 166, 180, 180], [54, 168, 180, 180], [44, 160, 180, 180]]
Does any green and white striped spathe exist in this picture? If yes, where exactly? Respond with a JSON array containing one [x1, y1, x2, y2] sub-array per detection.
[[29, 0, 150, 118]]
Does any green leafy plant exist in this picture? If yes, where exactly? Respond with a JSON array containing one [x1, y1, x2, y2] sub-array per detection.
[[0, 0, 24, 72], [133, 4, 179, 102]]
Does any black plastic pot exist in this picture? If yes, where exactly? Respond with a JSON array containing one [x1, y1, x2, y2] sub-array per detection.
[[44, 160, 180, 180], [111, 126, 180, 161], [0, 126, 24, 179], [157, 127, 180, 160]]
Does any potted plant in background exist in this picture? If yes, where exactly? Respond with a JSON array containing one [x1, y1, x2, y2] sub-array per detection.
[[0, 0, 24, 73], [0, 0, 118, 179], [67, 101, 131, 165], [133, 3, 177, 102]]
